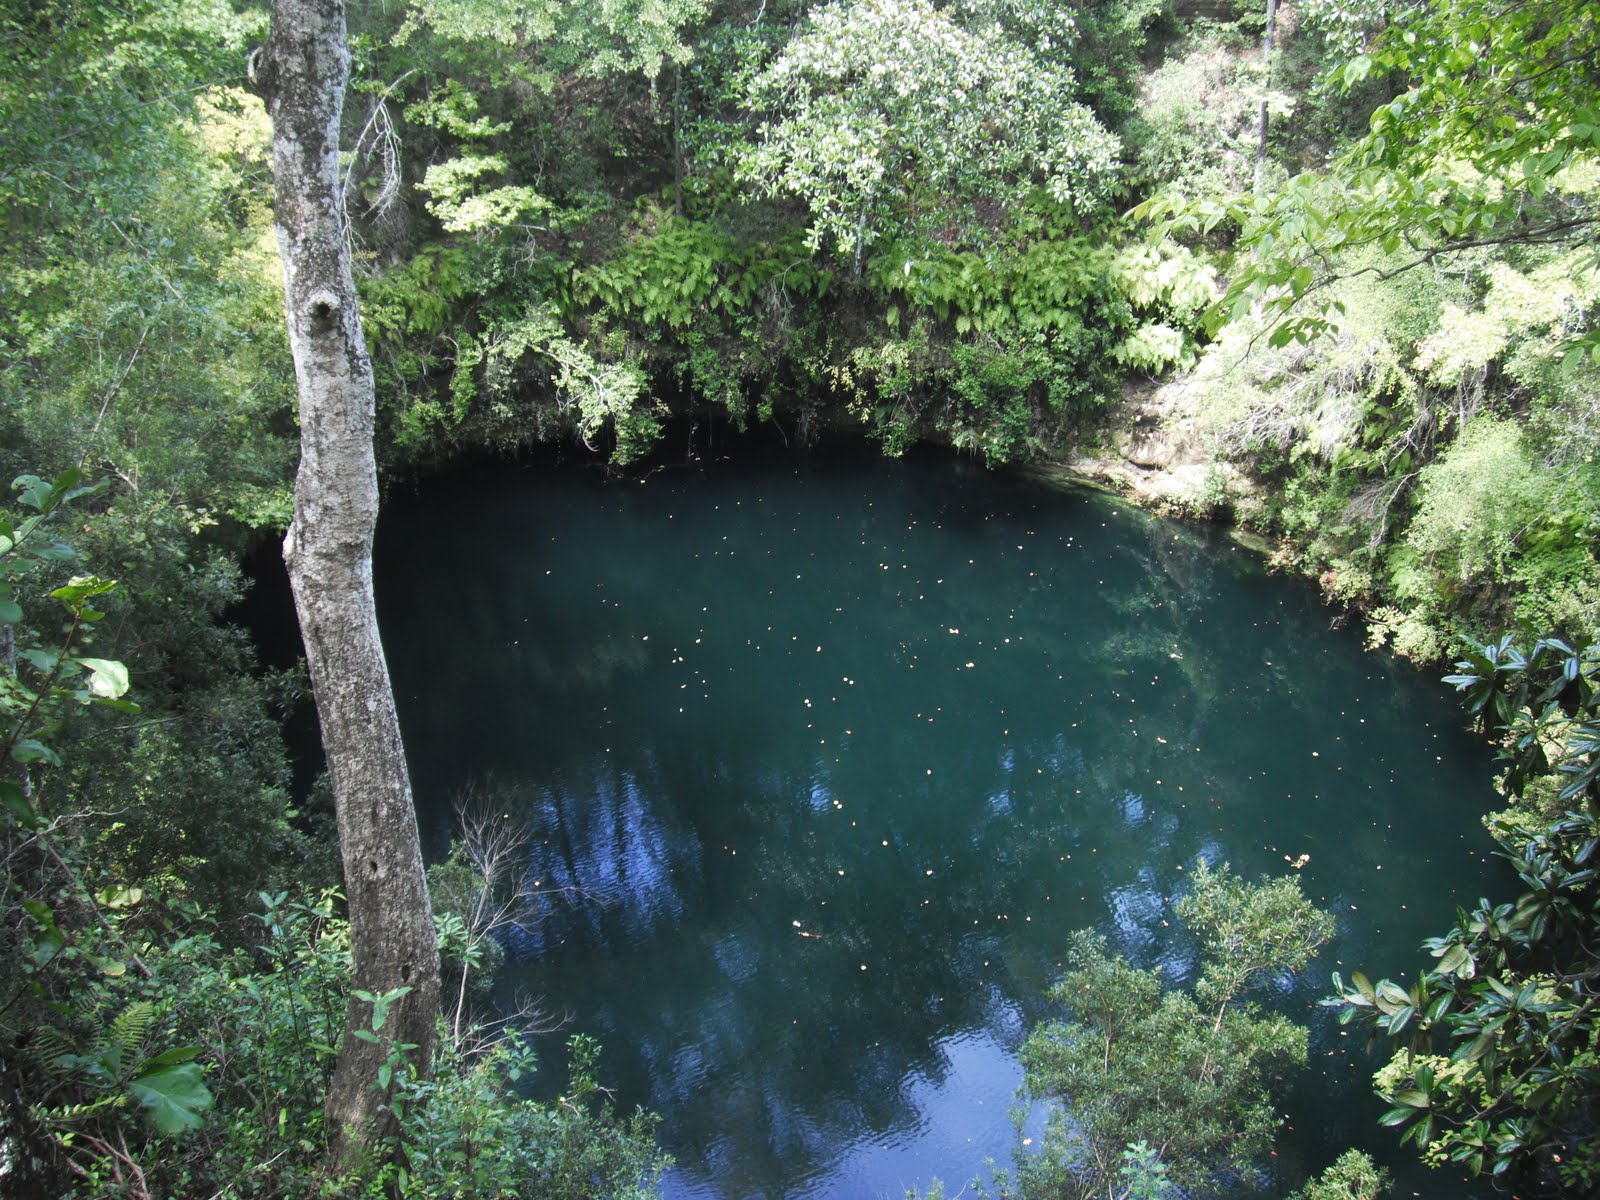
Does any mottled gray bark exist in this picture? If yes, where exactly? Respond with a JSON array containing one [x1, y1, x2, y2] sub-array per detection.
[[252, 0, 439, 1170]]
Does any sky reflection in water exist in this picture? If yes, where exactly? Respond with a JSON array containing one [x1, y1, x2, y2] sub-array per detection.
[[377, 444, 1499, 1200]]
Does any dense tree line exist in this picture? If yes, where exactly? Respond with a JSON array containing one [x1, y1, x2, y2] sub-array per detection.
[[0, 0, 1595, 1195]]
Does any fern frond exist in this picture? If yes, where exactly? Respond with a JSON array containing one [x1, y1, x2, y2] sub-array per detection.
[[107, 1002, 153, 1064]]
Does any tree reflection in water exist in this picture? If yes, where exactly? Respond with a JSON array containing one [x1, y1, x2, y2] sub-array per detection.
[[378, 443, 1498, 1199]]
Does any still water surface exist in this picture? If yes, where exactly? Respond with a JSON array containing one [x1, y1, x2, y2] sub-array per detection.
[[376, 442, 1499, 1199]]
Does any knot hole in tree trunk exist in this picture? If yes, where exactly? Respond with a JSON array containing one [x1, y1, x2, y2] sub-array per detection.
[[244, 45, 274, 100], [307, 290, 340, 328]]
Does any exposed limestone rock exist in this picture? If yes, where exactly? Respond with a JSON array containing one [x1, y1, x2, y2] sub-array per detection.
[[1039, 375, 1265, 524]]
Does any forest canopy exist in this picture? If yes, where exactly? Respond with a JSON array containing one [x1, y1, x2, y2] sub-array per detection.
[[1, 0, 1597, 1194]]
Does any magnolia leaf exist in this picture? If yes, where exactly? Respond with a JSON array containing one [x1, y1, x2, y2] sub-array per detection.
[[1437, 942, 1475, 978], [1377, 980, 1411, 1006], [1344, 970, 1377, 1005]]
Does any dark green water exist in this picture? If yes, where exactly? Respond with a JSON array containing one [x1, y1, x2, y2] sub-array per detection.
[[375, 442, 1500, 1200]]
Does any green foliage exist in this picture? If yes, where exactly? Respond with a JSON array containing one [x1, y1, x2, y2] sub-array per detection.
[[873, 236, 1120, 336], [0, 0, 311, 925], [1407, 416, 1594, 590], [821, 323, 939, 457], [1004, 863, 1332, 1199], [7, 3, 1599, 1194], [1285, 1149, 1389, 1200], [24, 889, 336, 1196], [419, 153, 551, 234], [463, 305, 662, 465], [1182, 229, 1600, 657], [341, 5, 686, 467], [394, 1033, 668, 1199], [739, 0, 1119, 259], [571, 207, 829, 429], [0, 4, 293, 521], [0, 472, 132, 776], [6, 861, 668, 1200], [1294, 0, 1388, 59], [946, 332, 1081, 465], [1125, 28, 1265, 200], [401, 0, 709, 79], [1189, 0, 1600, 358], [30, 995, 213, 1136], [825, 229, 1210, 462], [339, 0, 1221, 473], [1329, 637, 1600, 1190], [1176, 857, 1337, 1010], [1116, 1140, 1174, 1200], [0, 484, 316, 1195], [578, 209, 826, 336], [950, 0, 1173, 126]]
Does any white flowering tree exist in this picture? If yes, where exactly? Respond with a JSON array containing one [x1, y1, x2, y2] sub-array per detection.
[[739, 0, 1120, 269]]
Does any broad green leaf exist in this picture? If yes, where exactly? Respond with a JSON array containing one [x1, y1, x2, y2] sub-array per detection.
[[50, 575, 117, 613], [1377, 980, 1411, 1006], [1343, 55, 1372, 87], [142, 1045, 203, 1070], [20, 648, 57, 672], [1351, 971, 1377, 1002], [1437, 942, 1475, 977], [0, 780, 36, 826], [12, 474, 56, 512], [130, 1062, 213, 1134], [13, 739, 61, 766], [74, 657, 130, 700]]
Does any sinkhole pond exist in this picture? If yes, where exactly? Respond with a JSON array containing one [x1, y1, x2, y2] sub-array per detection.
[[373, 440, 1501, 1200]]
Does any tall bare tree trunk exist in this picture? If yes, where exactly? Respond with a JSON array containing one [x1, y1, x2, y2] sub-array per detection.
[[251, 0, 440, 1172]]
